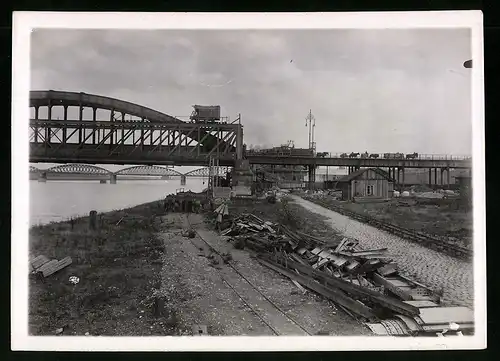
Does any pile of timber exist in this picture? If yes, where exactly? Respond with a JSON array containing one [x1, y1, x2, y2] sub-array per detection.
[[222, 214, 475, 336], [30, 255, 72, 278]]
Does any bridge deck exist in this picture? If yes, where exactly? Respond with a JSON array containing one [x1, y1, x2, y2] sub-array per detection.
[[246, 155, 472, 169]]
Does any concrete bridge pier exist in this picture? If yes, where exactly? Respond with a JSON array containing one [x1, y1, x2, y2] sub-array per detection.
[[110, 174, 117, 184], [308, 165, 316, 190], [38, 172, 47, 182], [181, 175, 186, 186]]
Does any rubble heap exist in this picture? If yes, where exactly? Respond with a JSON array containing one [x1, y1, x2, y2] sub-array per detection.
[[219, 213, 474, 337]]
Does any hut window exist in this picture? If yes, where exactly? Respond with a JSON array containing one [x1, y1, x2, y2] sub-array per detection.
[[367, 185, 374, 195]]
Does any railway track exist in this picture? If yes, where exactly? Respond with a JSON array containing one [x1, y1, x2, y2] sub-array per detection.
[[303, 197, 472, 261], [182, 214, 312, 336]]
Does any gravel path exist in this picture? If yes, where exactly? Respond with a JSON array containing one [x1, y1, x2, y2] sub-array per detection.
[[290, 195, 474, 308]]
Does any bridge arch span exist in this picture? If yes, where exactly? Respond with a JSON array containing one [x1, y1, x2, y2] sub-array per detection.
[[185, 167, 230, 177], [47, 164, 112, 175], [30, 90, 181, 123], [115, 165, 183, 177]]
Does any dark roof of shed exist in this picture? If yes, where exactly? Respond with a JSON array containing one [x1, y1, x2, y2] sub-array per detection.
[[336, 168, 393, 183]]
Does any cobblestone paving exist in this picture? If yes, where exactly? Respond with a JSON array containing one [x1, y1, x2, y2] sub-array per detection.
[[290, 196, 474, 308]]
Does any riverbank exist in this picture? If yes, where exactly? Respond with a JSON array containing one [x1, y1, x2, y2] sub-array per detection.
[[29, 200, 168, 336], [28, 196, 373, 336]]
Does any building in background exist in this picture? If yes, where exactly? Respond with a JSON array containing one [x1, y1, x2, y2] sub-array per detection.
[[334, 168, 394, 201]]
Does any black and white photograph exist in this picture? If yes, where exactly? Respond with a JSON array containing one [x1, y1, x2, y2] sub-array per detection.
[[12, 12, 485, 351]]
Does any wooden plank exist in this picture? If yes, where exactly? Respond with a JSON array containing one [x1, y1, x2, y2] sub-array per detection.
[[421, 323, 474, 332], [377, 263, 398, 277], [290, 253, 309, 266], [418, 307, 474, 325], [310, 247, 322, 255], [42, 256, 73, 277], [291, 279, 307, 294], [258, 258, 376, 319], [261, 255, 420, 317], [344, 260, 361, 273], [372, 273, 413, 301], [30, 255, 51, 271], [36, 259, 58, 274], [403, 300, 440, 308], [398, 274, 436, 293], [384, 278, 412, 288], [334, 238, 348, 253], [350, 248, 388, 256]]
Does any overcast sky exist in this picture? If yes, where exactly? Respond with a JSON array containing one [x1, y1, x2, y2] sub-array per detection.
[[30, 28, 472, 166]]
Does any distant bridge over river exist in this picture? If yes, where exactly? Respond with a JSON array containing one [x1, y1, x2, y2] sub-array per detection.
[[30, 164, 229, 184]]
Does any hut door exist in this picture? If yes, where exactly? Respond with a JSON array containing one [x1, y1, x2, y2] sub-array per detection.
[[367, 185, 374, 196]]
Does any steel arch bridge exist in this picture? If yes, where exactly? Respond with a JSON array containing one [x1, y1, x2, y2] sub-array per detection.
[[184, 167, 230, 177], [30, 164, 229, 178], [29, 90, 243, 166], [48, 163, 112, 175], [115, 165, 183, 177]]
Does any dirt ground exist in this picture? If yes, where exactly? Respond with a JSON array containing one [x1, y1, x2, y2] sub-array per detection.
[[29, 197, 375, 336], [304, 195, 473, 248], [157, 208, 372, 336], [28, 201, 167, 336]]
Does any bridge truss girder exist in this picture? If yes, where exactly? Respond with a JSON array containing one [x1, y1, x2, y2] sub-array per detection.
[[30, 119, 243, 166], [116, 165, 182, 177]]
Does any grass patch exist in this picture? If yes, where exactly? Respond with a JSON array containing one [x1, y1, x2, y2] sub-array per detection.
[[29, 200, 168, 336], [303, 195, 473, 247]]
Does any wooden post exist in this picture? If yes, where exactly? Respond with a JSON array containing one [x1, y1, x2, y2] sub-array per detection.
[[89, 210, 97, 230]]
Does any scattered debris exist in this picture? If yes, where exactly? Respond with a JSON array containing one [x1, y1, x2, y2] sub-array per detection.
[[219, 213, 474, 336], [30, 255, 73, 278], [55, 327, 64, 335], [69, 276, 80, 285]]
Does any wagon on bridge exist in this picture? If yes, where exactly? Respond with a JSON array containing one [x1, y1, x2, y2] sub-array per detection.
[[190, 105, 222, 123]]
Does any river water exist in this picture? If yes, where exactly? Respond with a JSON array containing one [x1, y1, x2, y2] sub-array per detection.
[[29, 178, 205, 227]]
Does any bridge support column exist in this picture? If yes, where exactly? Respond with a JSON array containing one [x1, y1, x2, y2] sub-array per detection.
[[447, 167, 450, 188], [308, 165, 316, 190], [181, 175, 186, 186], [434, 168, 438, 187], [34, 106, 39, 143], [440, 168, 444, 187], [428, 168, 432, 187], [401, 167, 405, 189], [110, 174, 117, 184], [38, 172, 47, 183]]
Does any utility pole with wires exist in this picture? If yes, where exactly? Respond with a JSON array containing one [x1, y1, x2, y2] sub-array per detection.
[[305, 109, 316, 152], [305, 109, 317, 190]]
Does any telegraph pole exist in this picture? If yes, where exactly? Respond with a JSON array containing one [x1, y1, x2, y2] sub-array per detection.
[[305, 109, 316, 150]]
